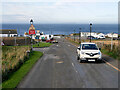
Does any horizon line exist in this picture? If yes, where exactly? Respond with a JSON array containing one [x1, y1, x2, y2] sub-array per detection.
[[0, 23, 118, 24]]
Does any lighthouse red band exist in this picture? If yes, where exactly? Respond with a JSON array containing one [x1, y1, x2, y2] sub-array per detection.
[[29, 29, 35, 35]]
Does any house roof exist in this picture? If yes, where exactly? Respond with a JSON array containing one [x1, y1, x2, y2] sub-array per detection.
[[0, 29, 17, 34]]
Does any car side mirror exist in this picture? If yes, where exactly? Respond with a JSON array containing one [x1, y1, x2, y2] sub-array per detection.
[[78, 47, 80, 50], [99, 48, 101, 50]]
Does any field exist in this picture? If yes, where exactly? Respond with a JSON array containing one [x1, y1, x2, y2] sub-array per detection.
[[2, 46, 31, 81]]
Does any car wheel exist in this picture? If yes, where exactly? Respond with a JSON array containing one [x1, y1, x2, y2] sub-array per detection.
[[77, 56, 80, 60], [79, 59, 83, 63], [97, 60, 102, 63]]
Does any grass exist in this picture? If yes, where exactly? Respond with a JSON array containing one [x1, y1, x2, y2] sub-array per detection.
[[2, 46, 31, 81], [2, 51, 43, 89], [33, 42, 52, 48], [101, 49, 119, 60]]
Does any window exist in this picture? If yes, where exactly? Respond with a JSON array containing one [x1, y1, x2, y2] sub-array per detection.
[[82, 44, 98, 50]]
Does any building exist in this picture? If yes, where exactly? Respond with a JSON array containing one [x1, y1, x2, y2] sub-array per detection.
[[81, 32, 98, 38], [0, 29, 18, 37], [106, 33, 118, 38]]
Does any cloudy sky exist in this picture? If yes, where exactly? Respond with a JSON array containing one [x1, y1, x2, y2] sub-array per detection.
[[1, 0, 119, 24]]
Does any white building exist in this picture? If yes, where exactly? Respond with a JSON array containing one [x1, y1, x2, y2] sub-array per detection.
[[81, 32, 98, 37], [106, 33, 118, 38], [0, 29, 18, 37]]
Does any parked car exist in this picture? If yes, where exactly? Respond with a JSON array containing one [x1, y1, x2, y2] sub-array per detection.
[[46, 39, 53, 43], [51, 39, 58, 43], [41, 38, 46, 41], [77, 42, 102, 62], [87, 36, 97, 40], [97, 35, 105, 39]]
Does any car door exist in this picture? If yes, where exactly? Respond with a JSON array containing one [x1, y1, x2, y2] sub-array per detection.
[[77, 44, 81, 55]]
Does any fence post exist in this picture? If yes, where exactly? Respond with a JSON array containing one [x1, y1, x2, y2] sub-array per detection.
[[111, 33, 113, 50]]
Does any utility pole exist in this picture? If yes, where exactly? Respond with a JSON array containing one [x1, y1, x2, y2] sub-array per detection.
[[74, 30, 75, 41], [111, 32, 113, 50], [90, 23, 92, 42], [15, 36, 16, 46], [79, 28, 81, 44]]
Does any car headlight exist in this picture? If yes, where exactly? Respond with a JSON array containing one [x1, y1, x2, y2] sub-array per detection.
[[81, 51, 85, 54], [98, 52, 101, 55]]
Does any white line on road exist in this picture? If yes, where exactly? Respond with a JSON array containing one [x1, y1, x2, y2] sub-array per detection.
[[72, 63, 74, 67], [103, 59, 120, 72], [72, 63, 78, 73]]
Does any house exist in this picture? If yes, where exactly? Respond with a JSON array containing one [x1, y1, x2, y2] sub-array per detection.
[[106, 33, 118, 38], [0, 29, 18, 37], [81, 32, 98, 38]]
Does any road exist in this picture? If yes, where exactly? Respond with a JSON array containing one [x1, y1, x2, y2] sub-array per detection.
[[18, 38, 118, 88]]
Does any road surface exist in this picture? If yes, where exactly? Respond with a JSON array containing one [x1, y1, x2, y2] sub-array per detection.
[[18, 38, 118, 88]]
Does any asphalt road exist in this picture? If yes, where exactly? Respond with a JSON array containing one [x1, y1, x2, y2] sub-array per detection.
[[18, 38, 118, 88]]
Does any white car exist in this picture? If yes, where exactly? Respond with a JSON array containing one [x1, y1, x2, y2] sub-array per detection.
[[97, 35, 105, 39], [77, 42, 102, 62]]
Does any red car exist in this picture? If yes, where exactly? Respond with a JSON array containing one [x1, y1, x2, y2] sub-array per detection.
[[46, 39, 54, 43]]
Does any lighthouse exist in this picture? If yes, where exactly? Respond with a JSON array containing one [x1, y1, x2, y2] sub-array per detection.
[[29, 19, 35, 35]]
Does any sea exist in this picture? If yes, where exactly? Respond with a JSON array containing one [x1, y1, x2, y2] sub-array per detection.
[[1, 24, 118, 35]]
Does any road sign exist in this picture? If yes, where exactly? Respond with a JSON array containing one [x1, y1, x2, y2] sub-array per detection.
[[29, 30, 35, 35]]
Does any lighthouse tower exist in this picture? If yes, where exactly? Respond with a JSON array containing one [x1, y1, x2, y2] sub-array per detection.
[[29, 19, 35, 35]]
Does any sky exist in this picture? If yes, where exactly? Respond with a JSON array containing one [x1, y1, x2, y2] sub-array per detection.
[[1, 0, 119, 24]]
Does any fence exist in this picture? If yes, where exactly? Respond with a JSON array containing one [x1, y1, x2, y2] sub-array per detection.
[[2, 37, 31, 46]]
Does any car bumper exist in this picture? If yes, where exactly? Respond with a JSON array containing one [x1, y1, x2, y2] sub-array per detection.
[[80, 58, 102, 61]]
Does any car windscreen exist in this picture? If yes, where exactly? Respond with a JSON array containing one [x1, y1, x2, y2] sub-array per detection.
[[82, 44, 98, 50]]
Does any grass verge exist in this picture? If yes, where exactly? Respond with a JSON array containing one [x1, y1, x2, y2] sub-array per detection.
[[2, 51, 43, 89], [33, 42, 52, 48], [101, 49, 119, 60], [2, 46, 31, 82]]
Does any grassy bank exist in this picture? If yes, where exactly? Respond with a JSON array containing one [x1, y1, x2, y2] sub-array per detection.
[[2, 46, 31, 82], [101, 47, 120, 60], [33, 42, 52, 48], [2, 51, 43, 89], [101, 49, 118, 59]]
